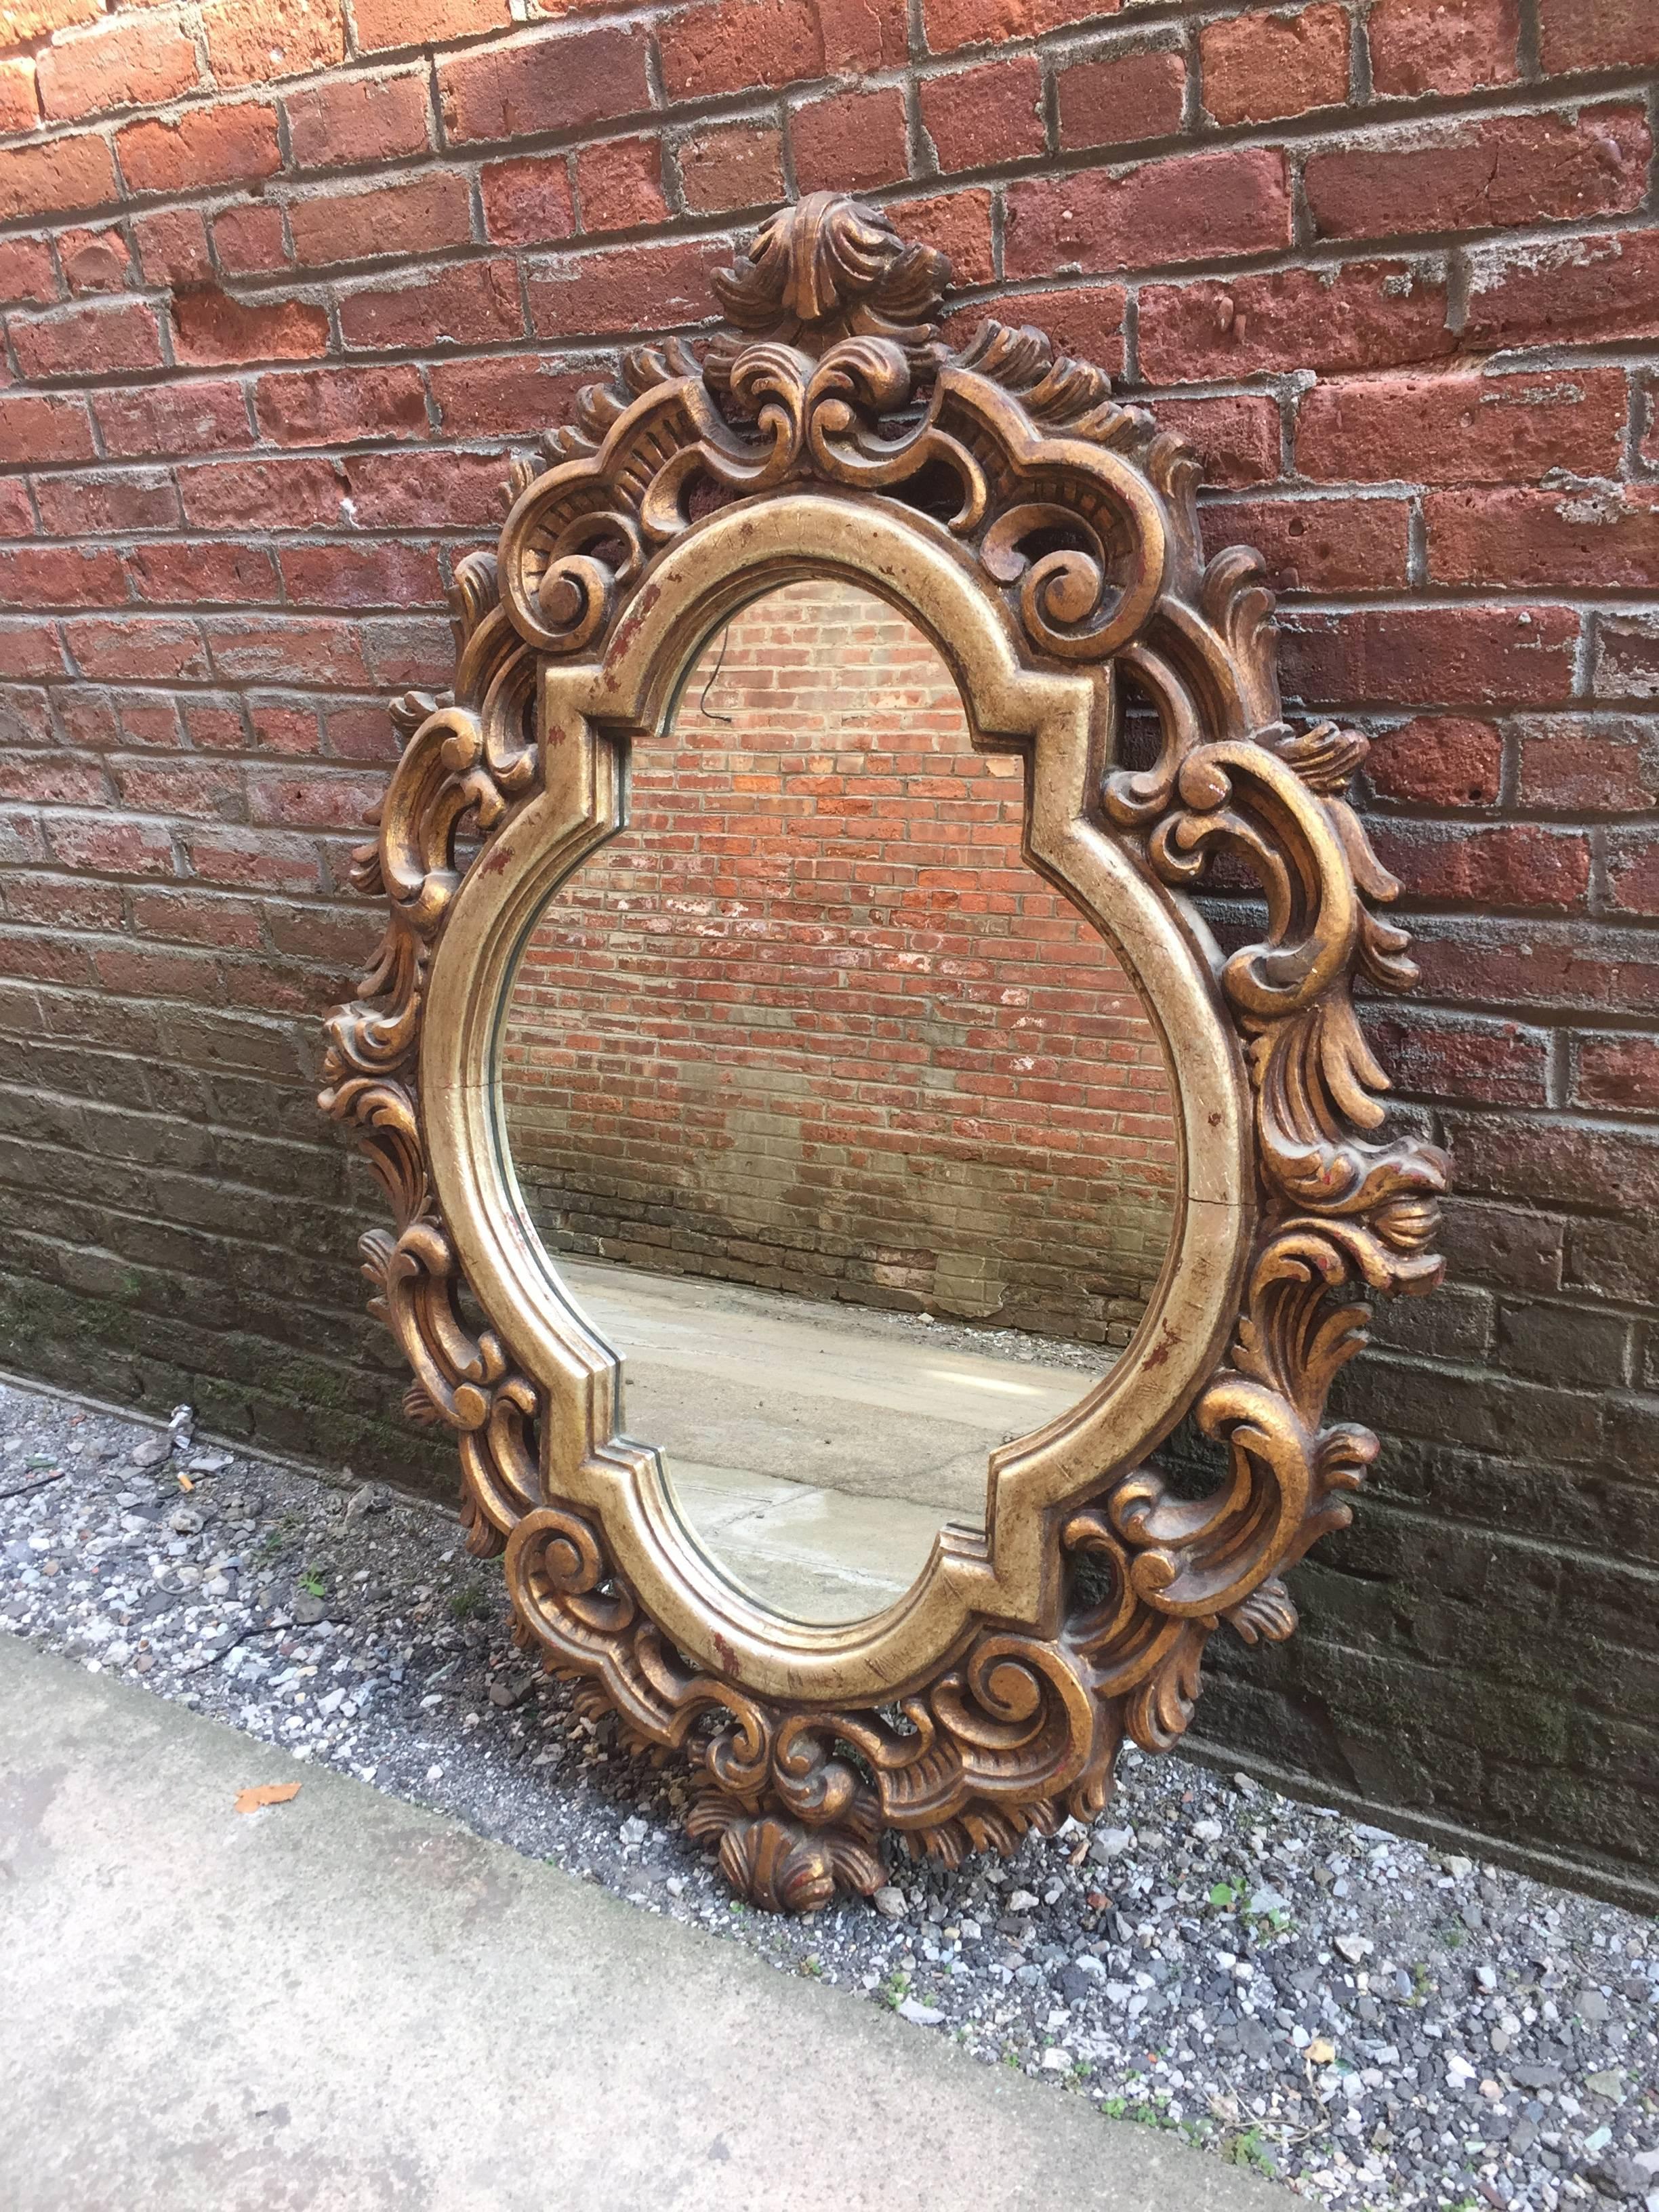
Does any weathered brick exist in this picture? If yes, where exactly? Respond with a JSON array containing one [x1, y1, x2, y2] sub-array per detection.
[[920, 58, 1045, 175], [178, 457, 349, 533], [426, 356, 587, 437], [354, 0, 510, 48], [437, 26, 650, 146], [1427, 485, 1659, 590], [0, 391, 96, 466], [171, 289, 329, 369], [117, 102, 283, 194], [201, 0, 347, 88], [1538, 0, 1659, 73], [677, 123, 787, 215], [0, 58, 37, 135], [93, 382, 255, 460], [1364, 714, 1502, 807], [57, 226, 133, 295], [884, 188, 994, 288], [1462, 230, 1659, 350], [1606, 828, 1659, 919], [575, 137, 669, 234], [1006, 147, 1290, 279], [1513, 716, 1659, 813], [287, 171, 475, 266], [922, 0, 1121, 55], [1139, 259, 1453, 382], [1593, 613, 1659, 702], [285, 70, 432, 169], [659, 0, 819, 99], [527, 241, 728, 340], [0, 238, 60, 308], [126, 540, 281, 607], [131, 207, 213, 288], [1057, 46, 1185, 152], [1201, 491, 1410, 592], [1370, 819, 1591, 911], [1368, 0, 1520, 97], [202, 615, 369, 689], [211, 203, 291, 277], [1446, 1111, 1659, 1215], [1572, 1032, 1659, 1113], [790, 89, 911, 195], [1361, 1006, 1550, 1107], [253, 365, 429, 447], [481, 155, 576, 246], [0, 544, 128, 609], [1307, 105, 1651, 243], [1282, 605, 1578, 708], [63, 616, 209, 684], [947, 283, 1126, 375], [1200, 4, 1349, 125], [339, 258, 525, 352], [0, 131, 117, 224], [34, 468, 180, 537], [37, 16, 202, 121], [276, 543, 445, 610], [1296, 367, 1626, 488], [9, 300, 162, 382]]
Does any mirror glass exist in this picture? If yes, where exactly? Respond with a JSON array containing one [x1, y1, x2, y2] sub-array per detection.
[[497, 579, 1178, 1624]]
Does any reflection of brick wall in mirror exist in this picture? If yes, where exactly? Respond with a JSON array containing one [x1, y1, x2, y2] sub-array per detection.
[[500, 577, 1176, 1349]]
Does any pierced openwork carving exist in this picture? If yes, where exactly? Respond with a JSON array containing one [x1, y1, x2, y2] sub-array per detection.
[[321, 192, 1447, 1912]]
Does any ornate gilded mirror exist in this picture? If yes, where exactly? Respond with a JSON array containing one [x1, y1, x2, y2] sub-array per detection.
[[321, 194, 1447, 1914]]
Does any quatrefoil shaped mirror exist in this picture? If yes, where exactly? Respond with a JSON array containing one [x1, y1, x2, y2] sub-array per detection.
[[321, 194, 1446, 1914]]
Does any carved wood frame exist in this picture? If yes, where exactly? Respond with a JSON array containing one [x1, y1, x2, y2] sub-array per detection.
[[320, 194, 1447, 1914]]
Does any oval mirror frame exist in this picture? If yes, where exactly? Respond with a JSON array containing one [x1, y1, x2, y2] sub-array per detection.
[[321, 194, 1448, 1915]]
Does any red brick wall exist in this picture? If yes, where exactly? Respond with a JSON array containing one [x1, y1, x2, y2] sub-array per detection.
[[0, 0, 1654, 1902], [501, 578, 1176, 1339]]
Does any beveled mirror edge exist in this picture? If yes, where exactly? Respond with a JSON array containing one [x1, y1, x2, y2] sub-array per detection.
[[320, 192, 1449, 1913]]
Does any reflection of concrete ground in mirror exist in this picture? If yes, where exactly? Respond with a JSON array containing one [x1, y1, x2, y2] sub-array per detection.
[[556, 1258, 1109, 1625]]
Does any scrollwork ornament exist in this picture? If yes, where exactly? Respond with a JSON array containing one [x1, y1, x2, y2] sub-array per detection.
[[321, 195, 1448, 1913]]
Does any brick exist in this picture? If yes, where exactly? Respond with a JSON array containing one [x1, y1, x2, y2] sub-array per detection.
[[1282, 605, 1578, 708], [1365, 714, 1502, 807], [287, 171, 474, 266], [56, 226, 131, 295], [246, 766, 392, 830], [1361, 1006, 1549, 1107], [1496, 1300, 1631, 1389], [0, 483, 33, 541], [339, 258, 525, 351], [0, 622, 69, 682], [527, 241, 729, 341], [203, 615, 369, 689], [575, 137, 668, 235], [0, 392, 96, 466], [276, 543, 445, 609], [922, 0, 1120, 54], [790, 89, 910, 195], [201, 0, 347, 88], [1428, 485, 1659, 591], [1, 0, 102, 35], [354, 0, 510, 47], [359, 615, 453, 689], [1306, 105, 1651, 243], [285, 70, 432, 169], [1200, 4, 1349, 125], [93, 382, 255, 461], [1594, 613, 1659, 701], [0, 238, 60, 307], [131, 888, 265, 952], [1574, 1033, 1659, 1112], [254, 365, 428, 447], [335, 449, 508, 529], [1446, 1111, 1659, 1217], [64, 616, 209, 684], [426, 356, 588, 438], [37, 16, 201, 121], [1057, 47, 1185, 152], [183, 826, 323, 895], [44, 813, 176, 880], [211, 203, 291, 276], [677, 123, 787, 216], [1538, 0, 1659, 73], [0, 544, 126, 609], [1007, 147, 1291, 279], [1368, 0, 1519, 97], [1567, 1216, 1658, 1308], [1202, 492, 1410, 592], [1370, 819, 1591, 911], [1139, 259, 1454, 382], [0, 131, 117, 224], [437, 26, 650, 146], [0, 58, 37, 134], [481, 155, 575, 247], [920, 58, 1044, 175], [35, 468, 180, 537], [1296, 367, 1626, 488], [179, 456, 348, 532], [659, 0, 819, 99], [117, 102, 283, 195], [1606, 830, 1659, 919], [882, 188, 994, 289], [126, 540, 281, 607], [1147, 394, 1280, 490], [9, 300, 163, 380], [1462, 230, 1659, 350], [131, 207, 213, 288], [947, 283, 1127, 376], [171, 288, 329, 369], [1513, 716, 1659, 813]]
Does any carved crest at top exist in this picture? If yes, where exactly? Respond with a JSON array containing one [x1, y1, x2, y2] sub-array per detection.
[[707, 190, 950, 380]]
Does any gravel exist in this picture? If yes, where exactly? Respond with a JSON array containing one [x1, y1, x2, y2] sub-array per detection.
[[3, 1376, 1654, 2211]]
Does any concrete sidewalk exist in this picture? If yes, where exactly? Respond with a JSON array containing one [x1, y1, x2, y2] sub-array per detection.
[[0, 1638, 1286, 2212]]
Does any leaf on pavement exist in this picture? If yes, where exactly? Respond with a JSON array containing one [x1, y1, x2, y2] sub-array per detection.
[[234, 1781, 302, 1814]]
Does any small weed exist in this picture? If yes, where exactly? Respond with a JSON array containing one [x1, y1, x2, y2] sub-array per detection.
[[298, 1568, 325, 1598], [1208, 1880, 1240, 1912], [880, 1970, 909, 2010], [1224, 2127, 1277, 2177], [1438, 1924, 1466, 1950], [798, 1955, 823, 1979], [447, 1584, 485, 1621]]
